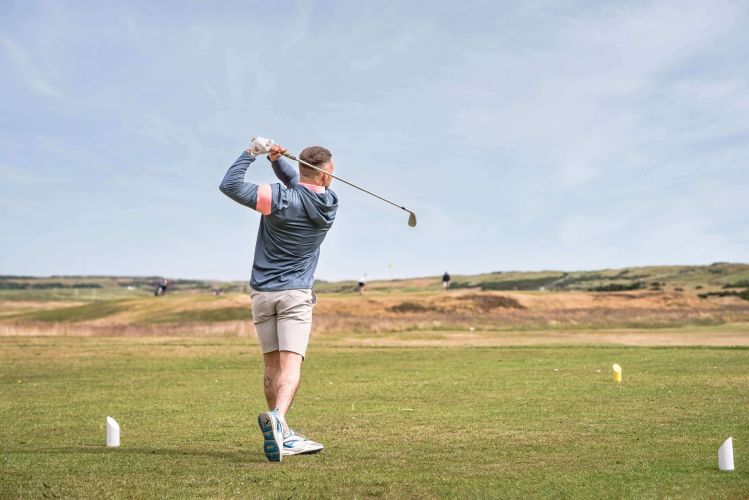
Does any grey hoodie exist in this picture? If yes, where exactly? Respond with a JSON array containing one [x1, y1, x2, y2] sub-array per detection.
[[219, 151, 338, 291]]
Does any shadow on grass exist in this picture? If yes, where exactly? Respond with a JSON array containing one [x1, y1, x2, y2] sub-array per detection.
[[14, 446, 265, 463]]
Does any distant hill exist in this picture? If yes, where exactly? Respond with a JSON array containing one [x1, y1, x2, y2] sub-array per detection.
[[0, 276, 246, 301], [2, 263, 748, 336], [1, 262, 748, 299], [314, 262, 749, 294]]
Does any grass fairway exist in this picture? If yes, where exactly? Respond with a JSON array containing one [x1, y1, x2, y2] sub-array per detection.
[[1, 338, 747, 498]]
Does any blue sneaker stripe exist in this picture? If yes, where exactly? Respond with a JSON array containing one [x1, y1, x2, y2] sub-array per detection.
[[257, 412, 283, 462]]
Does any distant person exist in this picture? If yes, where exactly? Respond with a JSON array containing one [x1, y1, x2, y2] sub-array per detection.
[[154, 278, 168, 296], [357, 273, 367, 294], [220, 138, 337, 462], [442, 271, 451, 290]]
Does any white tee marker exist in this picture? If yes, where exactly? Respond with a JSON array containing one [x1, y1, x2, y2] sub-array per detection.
[[719, 437, 734, 471], [106, 417, 120, 447]]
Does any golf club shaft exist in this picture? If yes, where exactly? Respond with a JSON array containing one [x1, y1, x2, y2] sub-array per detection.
[[280, 151, 411, 213]]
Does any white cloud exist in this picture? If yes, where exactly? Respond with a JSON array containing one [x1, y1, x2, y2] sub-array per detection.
[[0, 164, 72, 185], [0, 35, 62, 99]]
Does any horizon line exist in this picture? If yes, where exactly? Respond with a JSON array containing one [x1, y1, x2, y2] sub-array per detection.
[[1, 261, 746, 283]]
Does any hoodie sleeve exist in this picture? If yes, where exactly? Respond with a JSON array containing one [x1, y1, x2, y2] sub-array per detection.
[[270, 157, 299, 188], [219, 151, 273, 215]]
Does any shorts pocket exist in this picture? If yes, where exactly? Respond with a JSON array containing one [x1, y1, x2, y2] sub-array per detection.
[[291, 289, 314, 306], [250, 291, 271, 323]]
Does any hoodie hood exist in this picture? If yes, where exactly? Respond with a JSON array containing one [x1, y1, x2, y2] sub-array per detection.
[[297, 186, 338, 227]]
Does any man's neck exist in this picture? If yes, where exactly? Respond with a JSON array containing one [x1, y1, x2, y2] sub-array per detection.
[[300, 176, 323, 186]]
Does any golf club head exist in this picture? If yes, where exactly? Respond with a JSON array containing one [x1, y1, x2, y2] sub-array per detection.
[[408, 212, 417, 227]]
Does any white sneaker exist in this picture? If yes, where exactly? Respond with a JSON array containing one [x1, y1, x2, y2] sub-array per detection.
[[282, 429, 324, 456], [257, 410, 284, 462]]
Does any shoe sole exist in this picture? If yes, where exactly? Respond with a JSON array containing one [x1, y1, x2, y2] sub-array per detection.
[[257, 412, 282, 462], [283, 446, 324, 457], [299, 448, 323, 455]]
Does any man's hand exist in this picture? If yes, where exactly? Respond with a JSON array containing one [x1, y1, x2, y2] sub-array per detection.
[[268, 144, 287, 161], [248, 137, 275, 156]]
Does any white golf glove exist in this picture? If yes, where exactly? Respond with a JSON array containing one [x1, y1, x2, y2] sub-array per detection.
[[248, 136, 275, 156]]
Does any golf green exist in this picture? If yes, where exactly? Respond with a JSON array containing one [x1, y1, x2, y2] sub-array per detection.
[[1, 337, 747, 498]]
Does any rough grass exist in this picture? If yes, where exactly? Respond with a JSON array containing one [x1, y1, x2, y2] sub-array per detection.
[[1, 337, 747, 498], [0, 287, 150, 302], [3, 289, 749, 337], [15, 301, 131, 322], [146, 307, 252, 324]]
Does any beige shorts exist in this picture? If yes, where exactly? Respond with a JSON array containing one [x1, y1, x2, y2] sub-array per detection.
[[250, 288, 316, 358]]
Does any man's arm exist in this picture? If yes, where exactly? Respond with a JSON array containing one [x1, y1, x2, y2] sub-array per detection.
[[219, 151, 272, 214], [268, 144, 299, 187], [270, 157, 299, 188]]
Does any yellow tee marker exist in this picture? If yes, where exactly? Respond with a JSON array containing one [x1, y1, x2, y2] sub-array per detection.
[[612, 363, 622, 383]]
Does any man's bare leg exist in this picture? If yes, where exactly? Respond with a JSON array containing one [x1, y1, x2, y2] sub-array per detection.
[[260, 349, 323, 457], [256, 350, 291, 462], [262, 350, 302, 434], [274, 351, 303, 421], [262, 351, 280, 410]]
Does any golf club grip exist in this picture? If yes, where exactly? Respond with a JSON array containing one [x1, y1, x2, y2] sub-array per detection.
[[280, 152, 410, 213]]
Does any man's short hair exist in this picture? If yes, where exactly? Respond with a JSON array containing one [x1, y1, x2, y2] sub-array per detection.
[[299, 146, 332, 177]]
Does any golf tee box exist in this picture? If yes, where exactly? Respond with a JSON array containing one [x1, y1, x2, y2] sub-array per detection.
[[106, 416, 120, 447], [719, 437, 734, 471], [612, 363, 622, 383]]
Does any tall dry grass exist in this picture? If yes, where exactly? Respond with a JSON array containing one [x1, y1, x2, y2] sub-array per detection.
[[2, 290, 748, 337]]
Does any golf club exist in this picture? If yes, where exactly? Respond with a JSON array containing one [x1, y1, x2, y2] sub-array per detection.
[[281, 151, 417, 228]]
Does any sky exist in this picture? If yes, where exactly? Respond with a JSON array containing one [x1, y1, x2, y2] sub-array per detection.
[[1, 0, 748, 282]]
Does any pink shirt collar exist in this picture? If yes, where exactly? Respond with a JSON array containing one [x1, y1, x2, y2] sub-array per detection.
[[299, 182, 325, 193]]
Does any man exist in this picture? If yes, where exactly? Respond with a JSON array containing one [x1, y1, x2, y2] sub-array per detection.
[[219, 137, 338, 462], [357, 273, 367, 294], [442, 271, 451, 290], [154, 277, 168, 296]]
